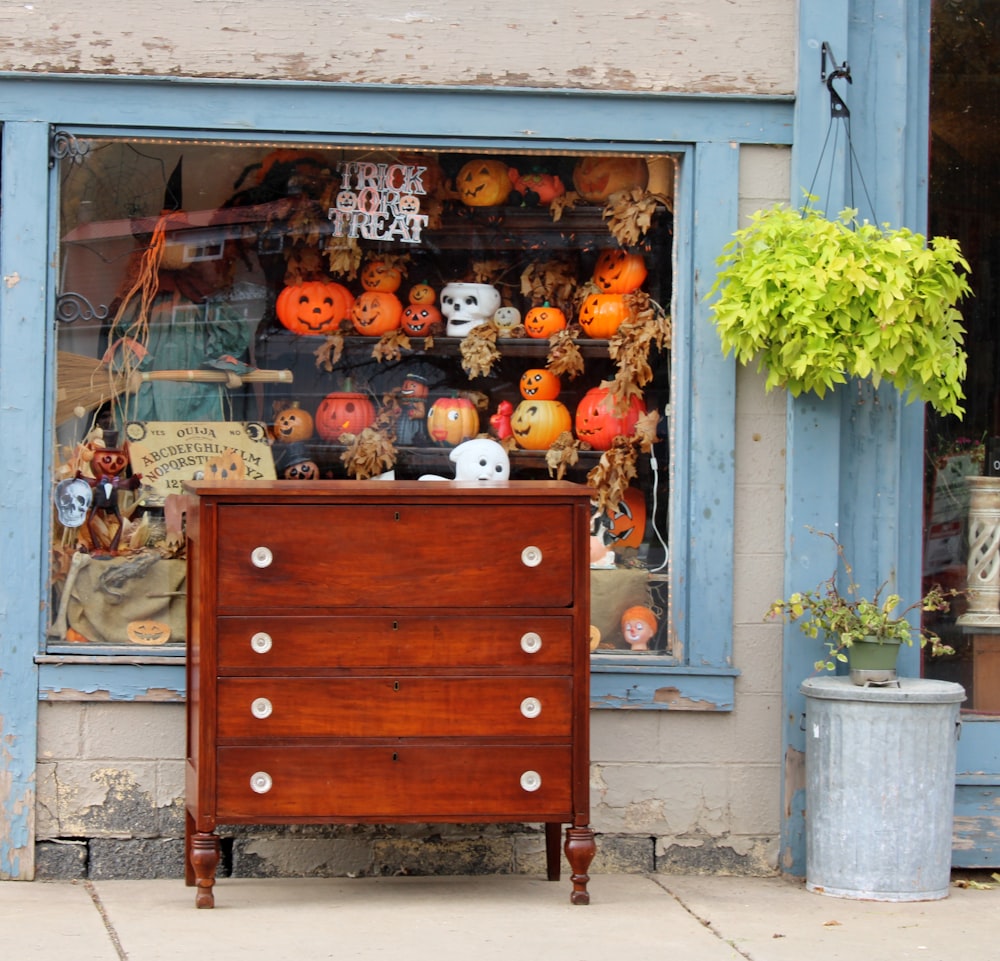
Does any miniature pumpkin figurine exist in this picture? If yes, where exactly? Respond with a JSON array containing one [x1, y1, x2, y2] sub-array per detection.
[[426, 394, 480, 447], [75, 436, 143, 554], [523, 302, 567, 339], [272, 403, 314, 444], [493, 305, 522, 337], [510, 399, 572, 450], [621, 605, 657, 651], [593, 249, 648, 294], [276, 281, 354, 335], [575, 386, 646, 450], [507, 167, 566, 207], [520, 368, 561, 400], [396, 373, 430, 445], [456, 158, 512, 207]]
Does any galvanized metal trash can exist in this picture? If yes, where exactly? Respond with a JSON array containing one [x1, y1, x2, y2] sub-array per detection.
[[801, 676, 966, 901]]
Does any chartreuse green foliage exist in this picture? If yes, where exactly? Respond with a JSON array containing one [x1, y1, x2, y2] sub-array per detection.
[[707, 203, 972, 418]]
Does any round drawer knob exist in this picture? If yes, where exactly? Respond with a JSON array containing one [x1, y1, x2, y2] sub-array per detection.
[[520, 631, 542, 654], [520, 696, 542, 719], [520, 546, 543, 568], [251, 697, 273, 719], [250, 771, 273, 794], [250, 632, 273, 654], [250, 546, 273, 569], [520, 770, 542, 792]]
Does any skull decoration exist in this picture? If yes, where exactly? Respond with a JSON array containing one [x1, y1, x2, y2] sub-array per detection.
[[55, 477, 93, 529], [439, 283, 501, 337]]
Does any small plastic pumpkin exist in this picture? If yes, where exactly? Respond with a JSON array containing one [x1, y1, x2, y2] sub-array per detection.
[[400, 303, 442, 336], [408, 283, 437, 306], [578, 293, 630, 339], [523, 303, 567, 339], [276, 281, 355, 335], [272, 403, 314, 444], [351, 290, 403, 336], [575, 386, 646, 450], [510, 399, 572, 450], [361, 260, 404, 293], [593, 486, 648, 550], [572, 156, 649, 203], [507, 167, 566, 207], [593, 249, 648, 294], [315, 391, 377, 442], [456, 158, 512, 207], [426, 395, 480, 447], [520, 368, 561, 400]]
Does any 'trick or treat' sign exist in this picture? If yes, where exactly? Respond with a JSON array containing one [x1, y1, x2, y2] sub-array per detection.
[[328, 162, 429, 244]]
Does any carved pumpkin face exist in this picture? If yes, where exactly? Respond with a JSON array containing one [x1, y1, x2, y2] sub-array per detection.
[[91, 446, 130, 478], [520, 368, 561, 400], [276, 281, 355, 335], [284, 459, 319, 480], [408, 283, 436, 306], [272, 404, 314, 443], [592, 486, 648, 550], [456, 159, 512, 207], [401, 303, 442, 336], [593, 249, 648, 294], [572, 156, 650, 203], [126, 619, 171, 645], [351, 291, 403, 336], [510, 399, 572, 450], [523, 304, 567, 339], [361, 260, 404, 293], [575, 386, 645, 450], [426, 395, 479, 447], [315, 392, 376, 441], [578, 293, 630, 339]]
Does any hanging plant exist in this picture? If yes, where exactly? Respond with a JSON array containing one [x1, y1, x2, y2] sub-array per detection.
[[707, 203, 972, 417]]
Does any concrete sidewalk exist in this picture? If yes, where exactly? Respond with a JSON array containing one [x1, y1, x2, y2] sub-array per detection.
[[0, 873, 995, 961]]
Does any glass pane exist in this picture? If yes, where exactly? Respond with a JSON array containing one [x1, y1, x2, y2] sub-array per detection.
[[51, 138, 675, 656]]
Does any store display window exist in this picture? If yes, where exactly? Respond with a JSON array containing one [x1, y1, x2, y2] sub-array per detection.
[[51, 136, 676, 657]]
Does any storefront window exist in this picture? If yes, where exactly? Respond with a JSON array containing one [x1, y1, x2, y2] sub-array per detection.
[[51, 136, 675, 658]]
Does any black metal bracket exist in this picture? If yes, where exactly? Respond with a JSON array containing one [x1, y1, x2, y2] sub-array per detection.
[[821, 41, 852, 119]]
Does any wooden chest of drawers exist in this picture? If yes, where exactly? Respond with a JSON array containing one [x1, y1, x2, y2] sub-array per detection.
[[183, 479, 594, 907]]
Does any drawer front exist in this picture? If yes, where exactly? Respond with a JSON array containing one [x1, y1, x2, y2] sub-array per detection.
[[216, 614, 575, 671], [217, 676, 573, 739], [215, 504, 577, 609], [216, 744, 574, 819]]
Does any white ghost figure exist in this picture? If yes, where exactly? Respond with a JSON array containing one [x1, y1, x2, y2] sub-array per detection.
[[419, 438, 510, 482], [55, 477, 93, 528], [440, 282, 502, 337]]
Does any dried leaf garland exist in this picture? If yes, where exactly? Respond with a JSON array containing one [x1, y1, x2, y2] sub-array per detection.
[[602, 189, 672, 247], [325, 237, 363, 279], [314, 331, 346, 371], [606, 292, 672, 407], [587, 437, 639, 516], [371, 328, 413, 363], [545, 431, 581, 480], [519, 259, 577, 306], [471, 260, 508, 285], [548, 191, 581, 222], [460, 322, 501, 379], [339, 426, 397, 479], [546, 328, 585, 381]]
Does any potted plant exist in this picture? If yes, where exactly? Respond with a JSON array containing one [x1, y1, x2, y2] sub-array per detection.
[[706, 201, 972, 418], [767, 529, 957, 684]]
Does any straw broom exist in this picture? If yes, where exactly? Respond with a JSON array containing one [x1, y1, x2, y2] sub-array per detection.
[[56, 350, 293, 424]]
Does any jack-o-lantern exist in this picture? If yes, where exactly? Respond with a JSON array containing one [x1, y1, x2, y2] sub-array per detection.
[[510, 399, 572, 450], [401, 303, 442, 336], [456, 158, 512, 207], [315, 391, 377, 442], [361, 260, 404, 293], [520, 368, 561, 400], [272, 403, 314, 443], [351, 290, 403, 336], [426, 395, 480, 447], [285, 459, 320, 480], [572, 156, 650, 203], [507, 168, 566, 207], [126, 620, 171, 645], [408, 283, 437, 306], [578, 293, 630, 339], [523, 303, 567, 339], [575, 386, 646, 450], [592, 486, 648, 550], [276, 281, 354, 335], [593, 249, 648, 294]]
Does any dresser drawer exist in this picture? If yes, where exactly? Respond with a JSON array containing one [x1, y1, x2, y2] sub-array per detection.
[[214, 504, 577, 609], [215, 614, 575, 671], [216, 744, 574, 820], [217, 676, 573, 738]]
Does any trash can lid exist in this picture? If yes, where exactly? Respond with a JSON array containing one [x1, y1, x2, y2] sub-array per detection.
[[800, 676, 966, 704]]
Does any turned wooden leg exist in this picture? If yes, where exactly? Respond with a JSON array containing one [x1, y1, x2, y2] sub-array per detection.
[[544, 822, 562, 881], [564, 826, 596, 905], [189, 830, 220, 908]]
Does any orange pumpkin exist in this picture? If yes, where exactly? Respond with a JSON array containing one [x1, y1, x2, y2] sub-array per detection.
[[510, 399, 572, 450], [351, 290, 403, 336], [361, 260, 404, 292], [408, 283, 436, 306], [524, 303, 567, 339], [593, 249, 648, 294], [276, 281, 355, 335], [575, 386, 646, 450], [426, 395, 480, 446], [593, 486, 648, 550], [578, 293, 630, 339], [315, 391, 376, 441], [520, 368, 561, 400], [572, 156, 649, 203], [272, 403, 314, 443], [400, 303, 442, 336], [456, 158, 512, 207]]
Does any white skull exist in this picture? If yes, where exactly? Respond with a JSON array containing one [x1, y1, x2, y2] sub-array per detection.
[[440, 283, 501, 337], [449, 438, 510, 482], [55, 477, 92, 528]]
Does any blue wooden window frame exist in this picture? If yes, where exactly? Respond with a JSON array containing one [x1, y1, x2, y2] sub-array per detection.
[[0, 77, 794, 714]]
